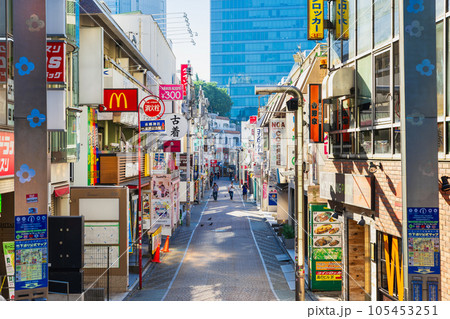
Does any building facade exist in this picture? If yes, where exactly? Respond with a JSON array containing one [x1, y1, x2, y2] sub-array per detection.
[[210, 0, 316, 121]]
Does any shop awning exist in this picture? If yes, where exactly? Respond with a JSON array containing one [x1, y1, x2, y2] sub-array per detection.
[[327, 67, 355, 98], [54, 185, 70, 197]]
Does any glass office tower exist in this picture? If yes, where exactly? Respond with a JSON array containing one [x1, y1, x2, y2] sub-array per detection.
[[211, 0, 315, 121]]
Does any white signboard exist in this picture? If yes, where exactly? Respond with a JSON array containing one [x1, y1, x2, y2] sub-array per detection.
[[270, 118, 286, 168], [160, 113, 188, 140]]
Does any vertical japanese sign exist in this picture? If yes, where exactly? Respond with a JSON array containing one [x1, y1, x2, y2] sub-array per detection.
[[14, 0, 49, 298], [181, 64, 188, 97], [335, 0, 349, 40], [0, 131, 14, 177], [46, 41, 65, 83], [308, 0, 324, 40], [0, 41, 6, 83], [270, 118, 286, 168], [309, 84, 323, 143], [255, 128, 263, 154]]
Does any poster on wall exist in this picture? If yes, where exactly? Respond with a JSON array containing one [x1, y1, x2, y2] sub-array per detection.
[[142, 192, 151, 230], [15, 239, 48, 291], [268, 190, 277, 206], [152, 153, 166, 174], [3, 242, 15, 300], [151, 175, 172, 226]]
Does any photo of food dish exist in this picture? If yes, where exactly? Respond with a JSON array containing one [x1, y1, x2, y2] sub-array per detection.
[[329, 227, 340, 234], [314, 224, 332, 234], [314, 236, 332, 247], [329, 240, 340, 247], [314, 212, 331, 222]]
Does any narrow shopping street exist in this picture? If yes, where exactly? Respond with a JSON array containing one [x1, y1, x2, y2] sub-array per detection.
[[126, 180, 295, 301]]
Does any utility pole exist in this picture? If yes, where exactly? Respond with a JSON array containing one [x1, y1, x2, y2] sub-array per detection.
[[255, 86, 304, 301], [185, 63, 192, 226]]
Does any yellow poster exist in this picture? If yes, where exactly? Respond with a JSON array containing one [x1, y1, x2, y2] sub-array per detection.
[[335, 0, 349, 40], [308, 0, 324, 40]]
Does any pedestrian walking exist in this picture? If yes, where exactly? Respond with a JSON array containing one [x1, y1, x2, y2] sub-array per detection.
[[212, 183, 219, 201], [242, 183, 248, 201], [228, 181, 235, 200], [210, 173, 214, 187]]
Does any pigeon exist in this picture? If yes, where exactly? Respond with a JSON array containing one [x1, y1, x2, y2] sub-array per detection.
[[200, 224, 204, 227], [208, 217, 212, 220], [209, 222, 213, 226]]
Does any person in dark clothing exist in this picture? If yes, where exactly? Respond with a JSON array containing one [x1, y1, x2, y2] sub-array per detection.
[[210, 173, 214, 187], [212, 183, 219, 200], [242, 183, 248, 201]]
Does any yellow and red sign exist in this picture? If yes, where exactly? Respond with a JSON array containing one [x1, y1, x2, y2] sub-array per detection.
[[102, 89, 138, 112], [336, 0, 349, 40], [316, 271, 342, 281], [308, 0, 324, 40]]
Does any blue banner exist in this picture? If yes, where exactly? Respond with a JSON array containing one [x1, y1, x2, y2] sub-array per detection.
[[269, 192, 277, 206], [15, 214, 47, 240], [141, 120, 165, 132]]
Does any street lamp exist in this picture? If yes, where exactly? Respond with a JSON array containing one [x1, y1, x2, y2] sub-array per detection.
[[255, 85, 305, 301]]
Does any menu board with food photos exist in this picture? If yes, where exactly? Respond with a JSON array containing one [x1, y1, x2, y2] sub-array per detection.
[[309, 204, 342, 291]]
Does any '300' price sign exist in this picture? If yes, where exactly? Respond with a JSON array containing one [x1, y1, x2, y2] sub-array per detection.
[[159, 84, 183, 100]]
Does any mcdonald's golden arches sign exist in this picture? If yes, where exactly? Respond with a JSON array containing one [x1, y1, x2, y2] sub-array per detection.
[[102, 89, 138, 112]]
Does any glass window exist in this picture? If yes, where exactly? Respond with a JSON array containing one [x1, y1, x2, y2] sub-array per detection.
[[437, 22, 444, 117], [436, 0, 445, 18], [348, 0, 355, 59], [394, 0, 399, 37], [394, 128, 401, 154], [358, 130, 372, 155], [447, 122, 450, 154], [374, 0, 391, 47], [446, 19, 450, 115], [393, 42, 400, 123], [374, 51, 390, 122], [374, 129, 391, 154], [357, 0, 371, 54], [342, 133, 355, 154], [342, 98, 356, 128], [357, 56, 372, 127], [438, 123, 444, 153], [331, 133, 340, 155]]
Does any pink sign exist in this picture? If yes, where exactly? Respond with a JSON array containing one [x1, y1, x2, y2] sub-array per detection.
[[181, 64, 188, 97], [0, 131, 14, 177], [159, 84, 183, 100]]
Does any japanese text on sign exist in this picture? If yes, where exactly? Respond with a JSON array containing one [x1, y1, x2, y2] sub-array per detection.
[[308, 0, 324, 40], [181, 64, 188, 97], [47, 42, 66, 83], [159, 84, 184, 100], [336, 0, 349, 40], [0, 42, 6, 83]]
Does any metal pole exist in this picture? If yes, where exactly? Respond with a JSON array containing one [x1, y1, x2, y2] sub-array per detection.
[[107, 246, 110, 301], [138, 106, 143, 289], [255, 86, 304, 301], [185, 64, 192, 226]]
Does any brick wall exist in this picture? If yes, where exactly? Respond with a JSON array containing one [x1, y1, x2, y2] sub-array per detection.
[[322, 159, 450, 300]]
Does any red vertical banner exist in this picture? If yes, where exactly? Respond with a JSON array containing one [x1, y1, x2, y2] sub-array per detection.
[[46, 41, 66, 83], [309, 84, 323, 142], [181, 64, 188, 97]]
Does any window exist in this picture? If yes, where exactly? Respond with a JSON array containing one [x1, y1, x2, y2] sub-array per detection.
[[437, 22, 444, 118], [374, 0, 391, 47], [374, 51, 390, 122], [377, 233, 403, 301], [393, 42, 400, 123], [357, 0, 371, 54], [357, 56, 372, 127], [374, 129, 391, 154]]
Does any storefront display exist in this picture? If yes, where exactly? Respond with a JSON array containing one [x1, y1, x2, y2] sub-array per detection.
[[309, 204, 342, 291], [151, 174, 180, 236]]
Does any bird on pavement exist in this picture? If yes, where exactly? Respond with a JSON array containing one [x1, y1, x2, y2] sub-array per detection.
[[208, 217, 212, 220], [209, 222, 213, 226], [200, 224, 204, 227]]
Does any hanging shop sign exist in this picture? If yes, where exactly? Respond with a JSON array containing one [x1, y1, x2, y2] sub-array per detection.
[[309, 204, 342, 291], [0, 131, 14, 178], [0, 41, 7, 83], [319, 172, 373, 210], [101, 89, 138, 112], [335, 0, 349, 40], [309, 84, 323, 143], [269, 118, 286, 168], [249, 116, 257, 124], [307, 0, 324, 40], [46, 41, 65, 83], [160, 113, 188, 140], [255, 128, 263, 154], [268, 190, 277, 206], [15, 239, 48, 291], [140, 120, 165, 132], [140, 95, 166, 119], [163, 140, 181, 153], [407, 207, 440, 275], [181, 64, 188, 97], [159, 84, 183, 101]]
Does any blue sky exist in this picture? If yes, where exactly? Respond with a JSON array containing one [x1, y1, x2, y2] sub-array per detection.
[[167, 0, 210, 81]]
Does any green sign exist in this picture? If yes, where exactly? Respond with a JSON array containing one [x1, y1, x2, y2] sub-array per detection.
[[309, 204, 342, 291]]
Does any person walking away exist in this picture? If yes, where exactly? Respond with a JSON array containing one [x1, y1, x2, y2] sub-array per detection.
[[212, 183, 219, 200], [210, 173, 214, 188], [242, 183, 248, 201], [228, 182, 235, 200]]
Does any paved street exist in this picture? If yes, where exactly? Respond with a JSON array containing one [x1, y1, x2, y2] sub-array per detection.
[[126, 180, 295, 301]]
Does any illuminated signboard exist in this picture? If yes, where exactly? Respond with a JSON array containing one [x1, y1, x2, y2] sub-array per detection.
[[46, 41, 66, 83], [101, 89, 138, 112], [181, 64, 188, 97], [159, 84, 183, 100], [308, 0, 324, 40], [336, 0, 349, 40], [309, 84, 323, 143], [0, 131, 14, 178]]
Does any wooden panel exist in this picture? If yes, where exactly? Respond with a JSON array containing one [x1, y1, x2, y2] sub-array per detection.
[[100, 156, 119, 184], [348, 220, 366, 301]]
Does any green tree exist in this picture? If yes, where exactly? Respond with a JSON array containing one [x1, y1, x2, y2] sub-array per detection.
[[194, 80, 233, 117]]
